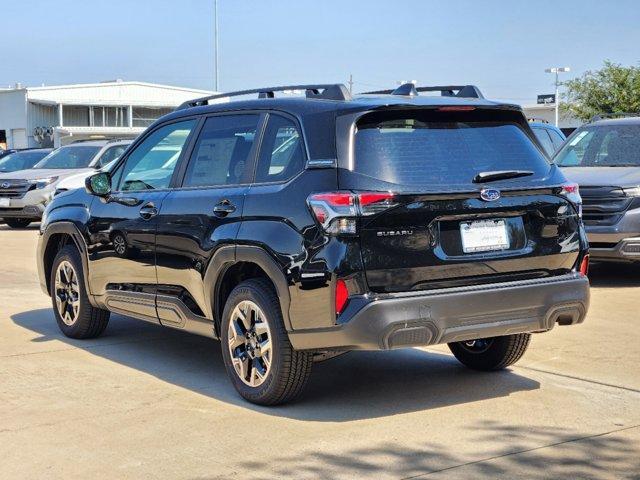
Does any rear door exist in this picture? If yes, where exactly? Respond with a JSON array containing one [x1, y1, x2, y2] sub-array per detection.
[[338, 108, 582, 292], [154, 113, 262, 322]]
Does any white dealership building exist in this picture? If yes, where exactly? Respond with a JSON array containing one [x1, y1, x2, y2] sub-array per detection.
[[0, 80, 215, 149]]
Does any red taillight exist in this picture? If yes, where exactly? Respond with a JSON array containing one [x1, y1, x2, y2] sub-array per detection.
[[311, 192, 354, 207], [559, 182, 582, 218], [579, 255, 589, 276], [307, 191, 397, 234], [335, 279, 349, 314], [561, 183, 579, 194], [359, 192, 394, 206]]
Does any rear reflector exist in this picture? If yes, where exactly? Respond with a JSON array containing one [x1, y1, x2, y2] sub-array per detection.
[[335, 279, 349, 315], [579, 255, 589, 276]]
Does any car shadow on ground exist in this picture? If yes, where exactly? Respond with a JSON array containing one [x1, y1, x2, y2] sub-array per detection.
[[0, 224, 40, 231], [589, 261, 640, 288], [237, 420, 640, 480], [12, 308, 540, 422]]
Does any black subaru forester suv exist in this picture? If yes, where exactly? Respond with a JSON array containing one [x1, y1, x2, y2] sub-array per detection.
[[37, 83, 590, 405]]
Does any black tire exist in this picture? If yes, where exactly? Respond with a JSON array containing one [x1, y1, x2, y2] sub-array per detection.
[[448, 333, 531, 371], [220, 278, 313, 405], [50, 245, 110, 339], [5, 218, 31, 229]]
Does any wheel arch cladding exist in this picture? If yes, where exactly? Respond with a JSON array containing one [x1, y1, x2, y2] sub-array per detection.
[[211, 246, 293, 337], [41, 222, 90, 297]]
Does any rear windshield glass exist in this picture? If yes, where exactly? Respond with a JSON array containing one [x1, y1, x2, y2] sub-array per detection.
[[354, 113, 551, 187], [34, 146, 100, 169], [554, 124, 640, 167]]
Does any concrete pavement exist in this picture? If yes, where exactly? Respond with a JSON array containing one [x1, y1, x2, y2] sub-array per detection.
[[1, 226, 639, 479]]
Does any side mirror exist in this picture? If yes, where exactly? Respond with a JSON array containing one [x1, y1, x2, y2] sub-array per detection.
[[85, 172, 112, 197]]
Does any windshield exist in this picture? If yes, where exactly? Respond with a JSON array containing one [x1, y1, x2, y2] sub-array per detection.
[[34, 146, 101, 169], [554, 124, 640, 167], [0, 150, 50, 172], [354, 113, 551, 187]]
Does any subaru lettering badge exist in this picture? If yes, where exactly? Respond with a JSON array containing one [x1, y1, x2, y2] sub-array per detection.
[[0, 182, 10, 189], [480, 188, 501, 202]]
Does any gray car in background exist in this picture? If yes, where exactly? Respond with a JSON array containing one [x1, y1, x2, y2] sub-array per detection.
[[0, 139, 131, 228], [555, 116, 640, 261]]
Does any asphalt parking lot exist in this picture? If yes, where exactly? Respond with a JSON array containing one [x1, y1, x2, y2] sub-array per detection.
[[1, 225, 639, 480]]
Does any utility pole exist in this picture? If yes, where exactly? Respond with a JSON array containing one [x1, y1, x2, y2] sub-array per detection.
[[545, 67, 570, 127], [214, 0, 219, 92], [348, 74, 353, 95]]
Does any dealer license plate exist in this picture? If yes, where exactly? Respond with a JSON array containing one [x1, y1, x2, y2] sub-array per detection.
[[460, 219, 509, 253], [0, 198, 10, 208]]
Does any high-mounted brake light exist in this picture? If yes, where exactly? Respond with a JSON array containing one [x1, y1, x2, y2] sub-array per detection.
[[437, 106, 476, 112], [308, 191, 397, 234], [559, 182, 583, 218], [335, 279, 349, 315]]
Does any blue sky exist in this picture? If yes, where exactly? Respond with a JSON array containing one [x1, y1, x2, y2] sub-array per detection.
[[3, 0, 639, 104]]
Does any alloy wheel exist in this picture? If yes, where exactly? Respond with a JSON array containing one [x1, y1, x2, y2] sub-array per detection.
[[54, 260, 80, 326], [113, 234, 126, 255], [459, 338, 494, 354], [227, 300, 272, 387]]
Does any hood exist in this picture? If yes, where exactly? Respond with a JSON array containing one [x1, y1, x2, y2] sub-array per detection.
[[560, 166, 640, 188], [56, 170, 95, 190], [0, 168, 94, 182]]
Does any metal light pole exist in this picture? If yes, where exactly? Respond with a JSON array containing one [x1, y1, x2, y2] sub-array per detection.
[[214, 0, 219, 92], [545, 67, 570, 127]]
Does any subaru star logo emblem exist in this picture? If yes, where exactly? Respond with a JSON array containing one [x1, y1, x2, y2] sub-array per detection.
[[480, 188, 501, 202], [0, 182, 10, 189]]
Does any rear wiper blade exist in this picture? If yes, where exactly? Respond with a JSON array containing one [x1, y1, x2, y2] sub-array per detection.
[[473, 170, 534, 183]]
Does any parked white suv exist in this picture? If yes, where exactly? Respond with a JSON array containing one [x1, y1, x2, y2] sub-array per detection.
[[0, 139, 131, 228]]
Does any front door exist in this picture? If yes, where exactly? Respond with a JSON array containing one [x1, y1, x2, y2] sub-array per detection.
[[155, 113, 262, 323], [86, 119, 198, 297]]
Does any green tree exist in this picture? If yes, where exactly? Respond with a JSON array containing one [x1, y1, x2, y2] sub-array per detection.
[[562, 61, 640, 122]]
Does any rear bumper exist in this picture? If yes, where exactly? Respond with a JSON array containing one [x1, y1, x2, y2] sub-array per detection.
[[288, 273, 590, 351]]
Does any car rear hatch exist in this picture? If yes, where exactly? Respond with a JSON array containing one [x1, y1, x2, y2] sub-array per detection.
[[336, 106, 583, 293]]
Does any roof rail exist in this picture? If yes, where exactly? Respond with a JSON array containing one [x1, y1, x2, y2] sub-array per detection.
[[177, 83, 352, 110], [362, 83, 484, 99], [590, 112, 640, 122]]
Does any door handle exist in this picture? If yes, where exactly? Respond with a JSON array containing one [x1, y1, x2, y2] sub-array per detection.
[[213, 199, 236, 217], [139, 203, 158, 220]]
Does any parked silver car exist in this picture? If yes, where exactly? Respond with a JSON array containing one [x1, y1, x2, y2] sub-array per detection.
[[0, 139, 131, 228], [555, 115, 640, 261]]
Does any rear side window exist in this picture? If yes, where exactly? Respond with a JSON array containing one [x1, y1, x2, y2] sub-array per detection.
[[532, 127, 554, 156], [183, 114, 259, 187], [255, 114, 305, 183], [353, 111, 550, 187]]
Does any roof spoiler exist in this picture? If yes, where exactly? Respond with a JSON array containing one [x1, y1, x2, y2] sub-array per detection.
[[362, 83, 484, 99], [177, 83, 352, 110]]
